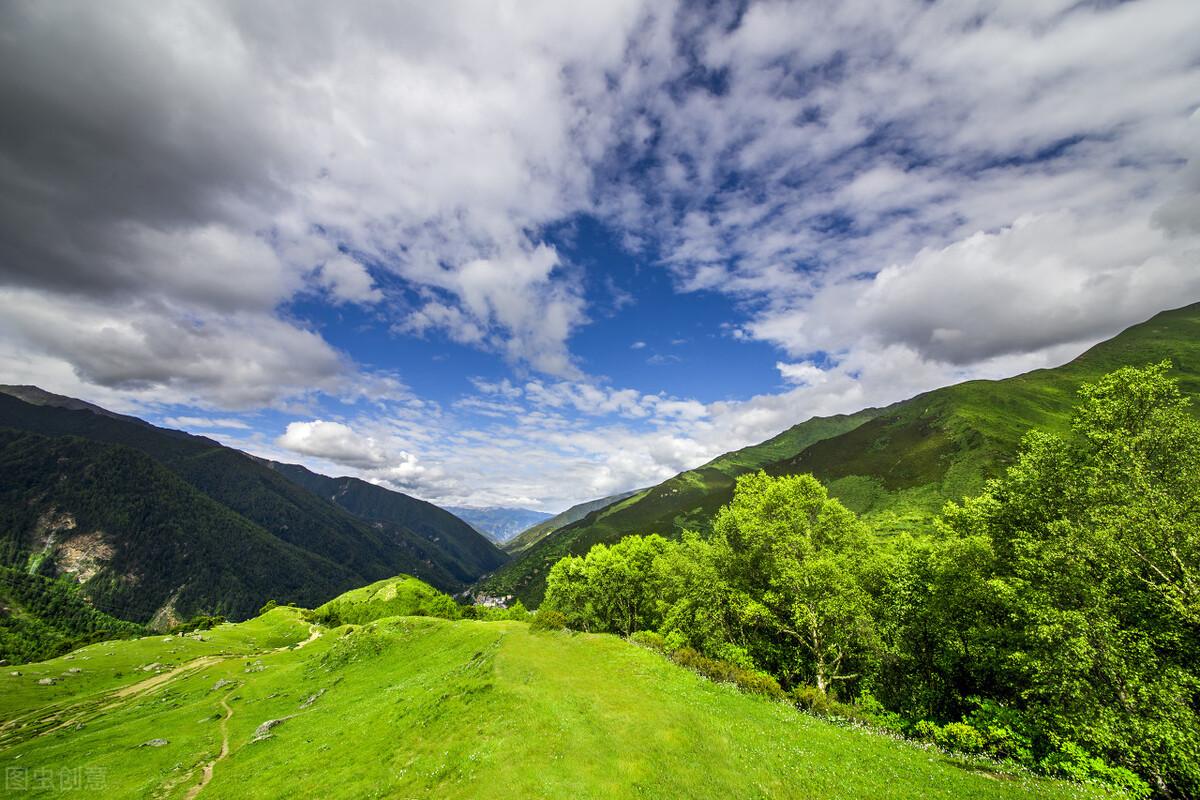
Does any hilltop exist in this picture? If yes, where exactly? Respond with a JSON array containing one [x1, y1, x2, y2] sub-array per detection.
[[0, 584, 1107, 800], [481, 303, 1200, 604]]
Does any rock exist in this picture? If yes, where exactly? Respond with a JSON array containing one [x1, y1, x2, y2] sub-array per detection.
[[9, 671, 21, 677], [162, 637, 173, 642], [299, 688, 326, 709], [140, 739, 169, 748], [251, 716, 295, 743], [142, 662, 164, 672], [37, 677, 55, 685], [211, 679, 235, 691], [66, 668, 82, 674]]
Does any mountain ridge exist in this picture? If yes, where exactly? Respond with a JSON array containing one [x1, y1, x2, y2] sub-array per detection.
[[479, 303, 1200, 605]]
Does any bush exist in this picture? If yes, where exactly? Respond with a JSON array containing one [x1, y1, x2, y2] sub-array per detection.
[[1040, 742, 1151, 799], [789, 684, 874, 724], [791, 684, 834, 716], [530, 609, 567, 632], [670, 647, 784, 699], [964, 700, 1034, 764], [911, 720, 941, 742], [855, 690, 906, 734], [258, 599, 278, 615], [936, 722, 985, 754], [168, 614, 226, 634], [629, 630, 666, 650]]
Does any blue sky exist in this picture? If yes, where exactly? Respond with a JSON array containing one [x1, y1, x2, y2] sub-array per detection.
[[1, 1, 1198, 510]]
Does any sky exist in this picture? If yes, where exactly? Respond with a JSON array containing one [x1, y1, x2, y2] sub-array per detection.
[[1, 0, 1198, 512]]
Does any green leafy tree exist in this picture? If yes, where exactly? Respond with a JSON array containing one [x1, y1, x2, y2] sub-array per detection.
[[940, 362, 1200, 796], [702, 471, 878, 694]]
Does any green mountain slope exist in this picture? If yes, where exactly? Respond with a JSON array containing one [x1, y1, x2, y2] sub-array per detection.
[[479, 409, 882, 602], [266, 462, 507, 584], [0, 391, 505, 636], [0, 599, 1104, 799], [0, 567, 142, 665], [504, 489, 641, 555], [0, 429, 364, 629], [484, 303, 1200, 605]]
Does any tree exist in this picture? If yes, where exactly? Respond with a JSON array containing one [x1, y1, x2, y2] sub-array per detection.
[[543, 534, 670, 635], [704, 471, 878, 694], [941, 362, 1200, 797]]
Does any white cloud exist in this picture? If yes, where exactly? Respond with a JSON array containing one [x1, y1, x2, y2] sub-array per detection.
[[164, 416, 251, 430], [317, 255, 382, 305]]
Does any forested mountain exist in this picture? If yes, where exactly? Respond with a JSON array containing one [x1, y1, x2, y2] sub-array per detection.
[[442, 505, 553, 544], [481, 303, 1200, 604], [266, 462, 507, 581], [0, 390, 505, 647]]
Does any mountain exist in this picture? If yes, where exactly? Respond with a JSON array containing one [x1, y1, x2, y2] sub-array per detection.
[[0, 591, 1092, 799], [0, 389, 505, 636], [481, 303, 1200, 605], [503, 489, 641, 555], [265, 463, 507, 581], [443, 505, 553, 544]]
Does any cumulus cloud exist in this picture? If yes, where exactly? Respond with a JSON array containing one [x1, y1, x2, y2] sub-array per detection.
[[317, 256, 382, 305]]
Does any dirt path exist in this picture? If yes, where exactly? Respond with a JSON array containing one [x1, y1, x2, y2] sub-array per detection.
[[186, 695, 233, 800], [103, 656, 225, 708]]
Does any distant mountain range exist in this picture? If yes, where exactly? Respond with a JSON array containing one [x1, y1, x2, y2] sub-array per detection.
[[445, 506, 553, 544], [0, 388, 506, 645], [477, 303, 1200, 605]]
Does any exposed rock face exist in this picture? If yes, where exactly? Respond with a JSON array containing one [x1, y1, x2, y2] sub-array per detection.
[[55, 530, 115, 583], [148, 589, 183, 632]]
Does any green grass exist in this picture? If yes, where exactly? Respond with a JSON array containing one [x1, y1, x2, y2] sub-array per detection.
[[312, 574, 460, 623], [483, 303, 1200, 604], [0, 603, 1113, 799]]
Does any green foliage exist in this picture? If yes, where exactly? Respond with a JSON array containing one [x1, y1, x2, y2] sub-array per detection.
[[312, 575, 462, 626], [543, 534, 671, 634], [529, 608, 567, 631], [0, 567, 142, 664], [168, 613, 227, 634], [668, 647, 784, 698], [539, 362, 1200, 797], [936, 722, 985, 754]]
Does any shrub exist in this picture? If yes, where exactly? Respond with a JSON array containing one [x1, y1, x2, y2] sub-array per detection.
[[629, 630, 666, 651], [1041, 742, 1151, 799], [258, 599, 278, 615], [911, 720, 941, 742], [936, 722, 985, 754], [791, 685, 834, 716], [530, 609, 567, 632], [964, 700, 1034, 764], [670, 647, 784, 699]]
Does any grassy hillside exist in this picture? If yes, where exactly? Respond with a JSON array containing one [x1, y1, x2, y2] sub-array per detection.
[[505, 489, 641, 555], [311, 574, 460, 624], [0, 601, 1108, 799], [484, 303, 1200, 605]]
